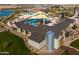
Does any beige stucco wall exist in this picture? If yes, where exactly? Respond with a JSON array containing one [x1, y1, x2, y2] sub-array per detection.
[[54, 38, 60, 49], [39, 40, 46, 48], [28, 39, 46, 49], [17, 28, 21, 33], [28, 38, 61, 50], [69, 23, 74, 27], [16, 28, 60, 50], [28, 39, 40, 49], [22, 30, 26, 35]]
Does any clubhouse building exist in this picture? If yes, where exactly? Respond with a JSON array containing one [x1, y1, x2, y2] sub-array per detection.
[[7, 11, 74, 53]]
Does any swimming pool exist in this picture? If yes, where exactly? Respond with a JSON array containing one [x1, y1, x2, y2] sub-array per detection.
[[0, 10, 13, 16], [24, 18, 48, 27]]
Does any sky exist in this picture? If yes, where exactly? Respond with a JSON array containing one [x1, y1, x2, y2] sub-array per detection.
[[0, 0, 79, 4]]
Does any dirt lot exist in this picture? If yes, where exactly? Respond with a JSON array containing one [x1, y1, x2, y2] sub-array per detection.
[[0, 5, 17, 9]]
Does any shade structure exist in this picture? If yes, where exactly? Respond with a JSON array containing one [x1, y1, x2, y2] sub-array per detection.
[[30, 14, 48, 19], [33, 11, 45, 15]]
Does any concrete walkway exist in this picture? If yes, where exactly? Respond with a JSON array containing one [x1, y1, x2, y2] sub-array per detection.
[[69, 46, 79, 52], [63, 37, 78, 46]]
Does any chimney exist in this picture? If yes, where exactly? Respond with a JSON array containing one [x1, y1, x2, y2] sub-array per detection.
[[60, 13, 64, 20], [43, 18, 45, 25]]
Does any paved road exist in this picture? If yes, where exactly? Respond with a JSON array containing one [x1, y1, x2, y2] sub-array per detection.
[[44, 46, 79, 55]]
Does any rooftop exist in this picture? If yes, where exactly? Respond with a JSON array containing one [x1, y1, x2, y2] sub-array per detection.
[[15, 18, 74, 43]]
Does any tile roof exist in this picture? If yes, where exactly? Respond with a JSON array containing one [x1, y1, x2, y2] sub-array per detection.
[[15, 18, 74, 43]]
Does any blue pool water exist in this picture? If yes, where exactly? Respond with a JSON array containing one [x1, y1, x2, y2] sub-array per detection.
[[24, 18, 48, 27], [0, 10, 13, 16]]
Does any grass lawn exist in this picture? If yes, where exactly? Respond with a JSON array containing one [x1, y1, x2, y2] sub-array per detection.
[[0, 31, 33, 55], [70, 39, 79, 49]]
